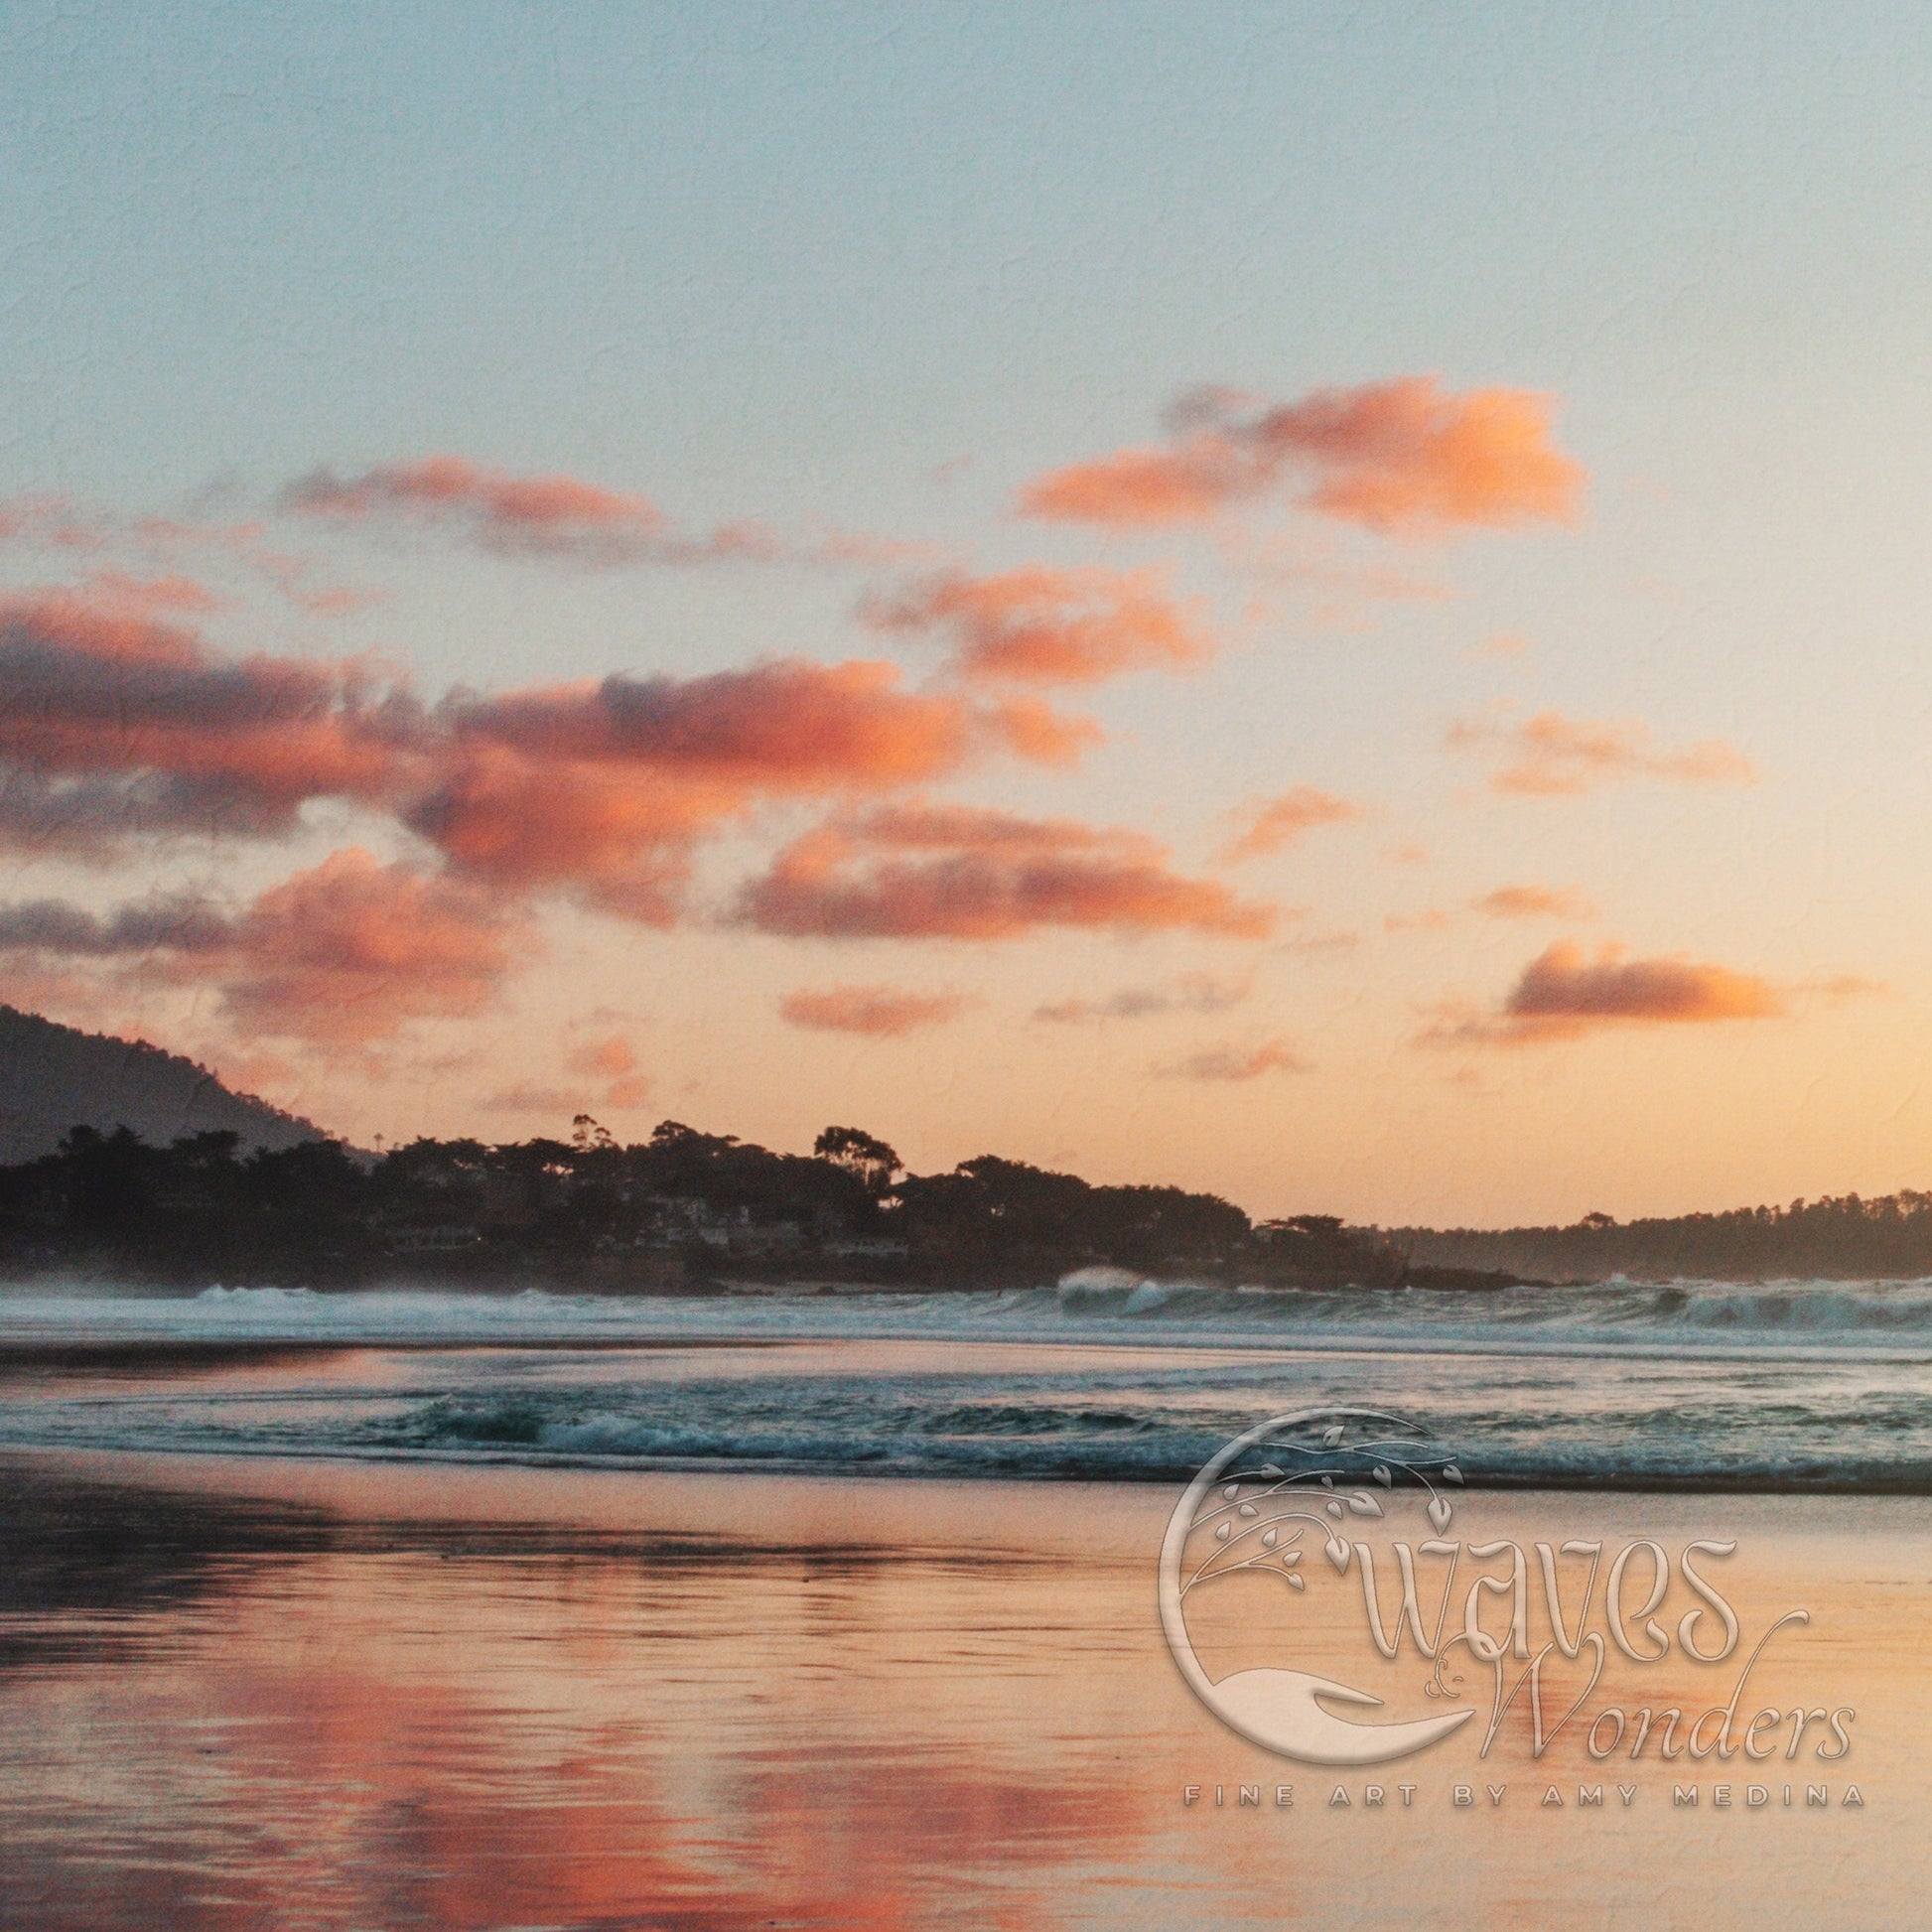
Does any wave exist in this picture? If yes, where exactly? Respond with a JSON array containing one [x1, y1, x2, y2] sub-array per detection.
[[7, 1274, 1932, 1354], [3, 1277, 1931, 1488]]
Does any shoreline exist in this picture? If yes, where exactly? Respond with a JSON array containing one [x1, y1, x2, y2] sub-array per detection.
[[8, 1438, 1932, 1496]]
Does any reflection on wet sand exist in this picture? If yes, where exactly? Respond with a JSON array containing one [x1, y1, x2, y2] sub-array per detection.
[[0, 1452, 1926, 1929]]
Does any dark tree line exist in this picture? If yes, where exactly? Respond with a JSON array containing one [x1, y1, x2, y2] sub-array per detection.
[[1393, 1192, 1932, 1283], [19, 1114, 1912, 1291], [0, 1117, 1411, 1291]]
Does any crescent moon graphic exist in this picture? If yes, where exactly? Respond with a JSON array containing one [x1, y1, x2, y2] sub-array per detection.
[[1160, 1408, 1473, 1765]]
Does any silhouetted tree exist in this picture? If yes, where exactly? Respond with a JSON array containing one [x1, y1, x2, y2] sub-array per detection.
[[813, 1126, 901, 1197]]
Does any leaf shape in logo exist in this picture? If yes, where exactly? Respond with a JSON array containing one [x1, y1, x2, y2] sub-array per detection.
[[1319, 1474, 1334, 1489], [1259, 1463, 1285, 1478], [1348, 1491, 1384, 1517], [1321, 1425, 1344, 1446], [1372, 1465, 1393, 1487], [1324, 1500, 1342, 1519], [1444, 1464, 1464, 1485], [1223, 1483, 1242, 1499], [1239, 1502, 1259, 1517], [1283, 1549, 1301, 1565], [1324, 1537, 1350, 1573], [1428, 1496, 1453, 1532], [1216, 1521, 1232, 1541], [1261, 1527, 1278, 1548], [1288, 1572, 1306, 1590]]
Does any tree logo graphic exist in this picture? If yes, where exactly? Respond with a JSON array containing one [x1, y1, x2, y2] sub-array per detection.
[[1159, 1407, 1476, 1764]]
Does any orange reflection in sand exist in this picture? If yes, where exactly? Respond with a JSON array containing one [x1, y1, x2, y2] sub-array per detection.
[[1, 1456, 1928, 1931]]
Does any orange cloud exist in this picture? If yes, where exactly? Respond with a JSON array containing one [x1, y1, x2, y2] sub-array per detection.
[[1470, 884, 1596, 920], [0, 587, 1092, 919], [285, 455, 676, 558], [0, 591, 423, 848], [1021, 376, 1585, 538], [864, 564, 1215, 686], [569, 1035, 638, 1078], [284, 454, 914, 570], [220, 850, 527, 1042], [779, 983, 972, 1035], [564, 1035, 653, 1109], [446, 659, 996, 787], [736, 803, 1276, 941], [1448, 707, 1755, 796], [1158, 1036, 1308, 1080], [418, 660, 1089, 916], [1429, 940, 1789, 1045], [1218, 784, 1367, 862], [0, 849, 528, 1043]]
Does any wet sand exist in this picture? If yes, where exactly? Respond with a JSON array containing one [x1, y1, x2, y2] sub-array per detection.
[[0, 1448, 1925, 1929]]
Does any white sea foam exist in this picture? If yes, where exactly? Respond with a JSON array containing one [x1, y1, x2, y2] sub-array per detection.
[[6, 1273, 1932, 1354]]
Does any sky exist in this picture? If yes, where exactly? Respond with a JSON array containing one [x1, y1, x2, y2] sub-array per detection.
[[3, 2, 1931, 1225]]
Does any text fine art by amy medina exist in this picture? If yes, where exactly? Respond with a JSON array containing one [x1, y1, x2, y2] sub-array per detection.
[[1, 8, 1929, 1929]]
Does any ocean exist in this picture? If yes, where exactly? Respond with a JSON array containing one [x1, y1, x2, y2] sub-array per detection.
[[2, 1272, 1931, 1487]]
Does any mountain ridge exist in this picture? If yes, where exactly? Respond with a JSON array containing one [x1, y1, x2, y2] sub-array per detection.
[[0, 1006, 328, 1163]]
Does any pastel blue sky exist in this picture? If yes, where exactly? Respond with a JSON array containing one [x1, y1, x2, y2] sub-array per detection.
[[2, 5, 1930, 1221]]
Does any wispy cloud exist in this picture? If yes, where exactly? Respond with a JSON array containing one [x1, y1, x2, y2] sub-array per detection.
[[1218, 784, 1367, 863], [779, 983, 973, 1035], [284, 454, 915, 569], [1035, 969, 1252, 1024], [1021, 376, 1585, 538], [1448, 706, 1755, 797], [1469, 884, 1595, 920], [863, 564, 1215, 686], [736, 803, 1276, 941], [1157, 1036, 1308, 1081]]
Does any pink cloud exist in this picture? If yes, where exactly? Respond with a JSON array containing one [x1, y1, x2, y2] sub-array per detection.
[[219, 850, 528, 1043], [779, 983, 972, 1035], [1218, 784, 1367, 862], [1448, 708, 1756, 797], [1470, 884, 1595, 920], [284, 455, 912, 570], [285, 455, 673, 557], [417, 661, 1092, 917], [737, 803, 1276, 941], [0, 588, 1093, 920], [864, 564, 1215, 686], [1426, 940, 1795, 1046], [0, 591, 425, 846], [0, 850, 528, 1044], [1021, 376, 1585, 538]]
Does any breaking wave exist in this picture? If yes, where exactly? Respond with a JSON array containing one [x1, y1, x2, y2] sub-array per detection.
[[7, 1272, 1932, 1352]]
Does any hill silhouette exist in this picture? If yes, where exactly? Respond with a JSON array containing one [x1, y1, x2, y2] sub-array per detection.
[[0, 1006, 324, 1164]]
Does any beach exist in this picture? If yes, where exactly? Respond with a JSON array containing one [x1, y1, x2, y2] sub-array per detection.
[[0, 1446, 1924, 1930], [0, 1289, 1928, 1927]]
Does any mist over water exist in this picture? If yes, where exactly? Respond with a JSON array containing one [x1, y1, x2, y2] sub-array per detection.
[[4, 1274, 1932, 1488]]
